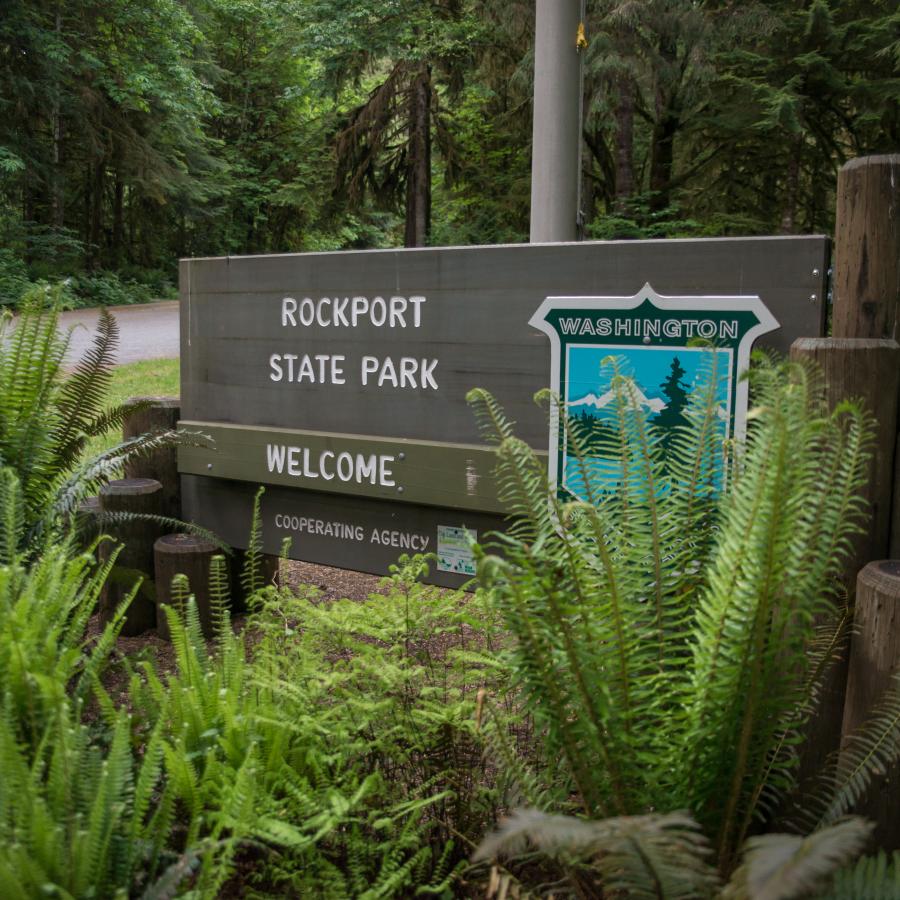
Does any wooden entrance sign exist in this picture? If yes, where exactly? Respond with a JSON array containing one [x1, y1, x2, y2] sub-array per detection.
[[178, 237, 828, 586]]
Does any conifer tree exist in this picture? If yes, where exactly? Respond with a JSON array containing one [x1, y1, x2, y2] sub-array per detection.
[[655, 355, 690, 442]]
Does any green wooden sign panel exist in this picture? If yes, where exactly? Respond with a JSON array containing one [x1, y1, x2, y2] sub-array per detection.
[[178, 420, 519, 513], [179, 237, 828, 584]]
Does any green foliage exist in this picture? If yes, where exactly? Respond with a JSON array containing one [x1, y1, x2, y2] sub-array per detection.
[[0, 296, 184, 549], [821, 851, 900, 900], [467, 353, 886, 891], [2, 0, 896, 270], [0, 707, 180, 898], [0, 470, 124, 744], [120, 552, 510, 896]]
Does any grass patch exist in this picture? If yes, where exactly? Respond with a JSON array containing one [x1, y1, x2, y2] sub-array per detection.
[[85, 357, 179, 458]]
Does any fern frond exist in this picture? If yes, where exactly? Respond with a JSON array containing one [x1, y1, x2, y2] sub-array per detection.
[[53, 307, 120, 467], [241, 486, 266, 596], [804, 670, 900, 830], [475, 809, 720, 899], [819, 851, 900, 900], [723, 818, 872, 900]]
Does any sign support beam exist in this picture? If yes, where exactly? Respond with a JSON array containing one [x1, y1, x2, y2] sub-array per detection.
[[530, 0, 581, 243]]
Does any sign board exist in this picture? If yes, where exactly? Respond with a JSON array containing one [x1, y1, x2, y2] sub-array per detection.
[[178, 237, 828, 586], [530, 284, 779, 502]]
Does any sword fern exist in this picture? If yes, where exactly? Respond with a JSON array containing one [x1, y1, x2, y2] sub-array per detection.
[[468, 353, 874, 876]]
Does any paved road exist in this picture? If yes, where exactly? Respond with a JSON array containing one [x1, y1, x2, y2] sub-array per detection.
[[59, 300, 180, 367]]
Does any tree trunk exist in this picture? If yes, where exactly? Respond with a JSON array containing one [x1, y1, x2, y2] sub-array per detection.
[[404, 64, 431, 248], [649, 111, 677, 213], [51, 4, 64, 230], [779, 137, 802, 234], [649, 36, 678, 214], [88, 158, 104, 270], [613, 75, 635, 213], [112, 158, 124, 268]]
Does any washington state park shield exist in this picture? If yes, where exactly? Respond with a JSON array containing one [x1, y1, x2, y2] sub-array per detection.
[[529, 284, 779, 502]]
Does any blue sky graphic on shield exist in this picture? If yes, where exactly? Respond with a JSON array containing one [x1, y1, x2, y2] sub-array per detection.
[[562, 344, 732, 500]]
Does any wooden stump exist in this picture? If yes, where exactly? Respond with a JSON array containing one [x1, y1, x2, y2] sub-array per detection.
[[840, 561, 900, 848], [155, 534, 226, 641], [122, 397, 181, 520], [98, 478, 163, 636], [229, 550, 280, 614]]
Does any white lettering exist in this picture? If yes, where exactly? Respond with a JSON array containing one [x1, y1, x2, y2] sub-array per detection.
[[377, 356, 398, 388], [720, 320, 738, 340], [697, 319, 717, 339], [421, 358, 438, 390], [296, 354, 315, 382], [269, 354, 283, 382], [337, 452, 354, 480], [400, 357, 417, 388], [267, 444, 286, 473], [389, 296, 407, 327], [361, 356, 379, 385], [370, 296, 387, 327], [663, 320, 682, 338], [351, 296, 368, 327], [298, 297, 315, 327], [409, 296, 426, 327], [281, 297, 298, 326], [302, 448, 318, 479], [287, 446, 301, 476], [356, 454, 377, 485]]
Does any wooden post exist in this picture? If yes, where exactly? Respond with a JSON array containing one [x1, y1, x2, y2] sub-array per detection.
[[98, 478, 164, 636], [832, 155, 900, 342], [154, 534, 226, 641], [840, 560, 900, 849], [790, 339, 900, 574], [830, 155, 900, 557], [122, 397, 181, 520], [790, 337, 900, 784]]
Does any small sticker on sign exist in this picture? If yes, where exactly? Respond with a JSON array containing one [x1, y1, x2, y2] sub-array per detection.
[[437, 526, 477, 576]]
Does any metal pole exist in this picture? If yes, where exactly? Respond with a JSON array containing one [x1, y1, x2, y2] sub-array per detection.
[[530, 0, 582, 243]]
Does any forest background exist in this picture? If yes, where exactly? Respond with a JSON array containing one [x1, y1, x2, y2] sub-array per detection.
[[1, 0, 897, 308]]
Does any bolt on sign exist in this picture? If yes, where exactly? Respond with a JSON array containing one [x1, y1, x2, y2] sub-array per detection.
[[178, 237, 828, 587], [530, 284, 779, 503]]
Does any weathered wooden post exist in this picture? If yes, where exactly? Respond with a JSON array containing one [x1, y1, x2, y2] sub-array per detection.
[[831, 154, 900, 557], [831, 155, 900, 343], [98, 478, 164, 635], [123, 396, 181, 520], [841, 561, 900, 849], [790, 154, 900, 796], [155, 534, 225, 640], [789, 338, 900, 574]]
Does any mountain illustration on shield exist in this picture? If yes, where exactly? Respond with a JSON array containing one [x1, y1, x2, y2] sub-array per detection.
[[562, 348, 731, 498]]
